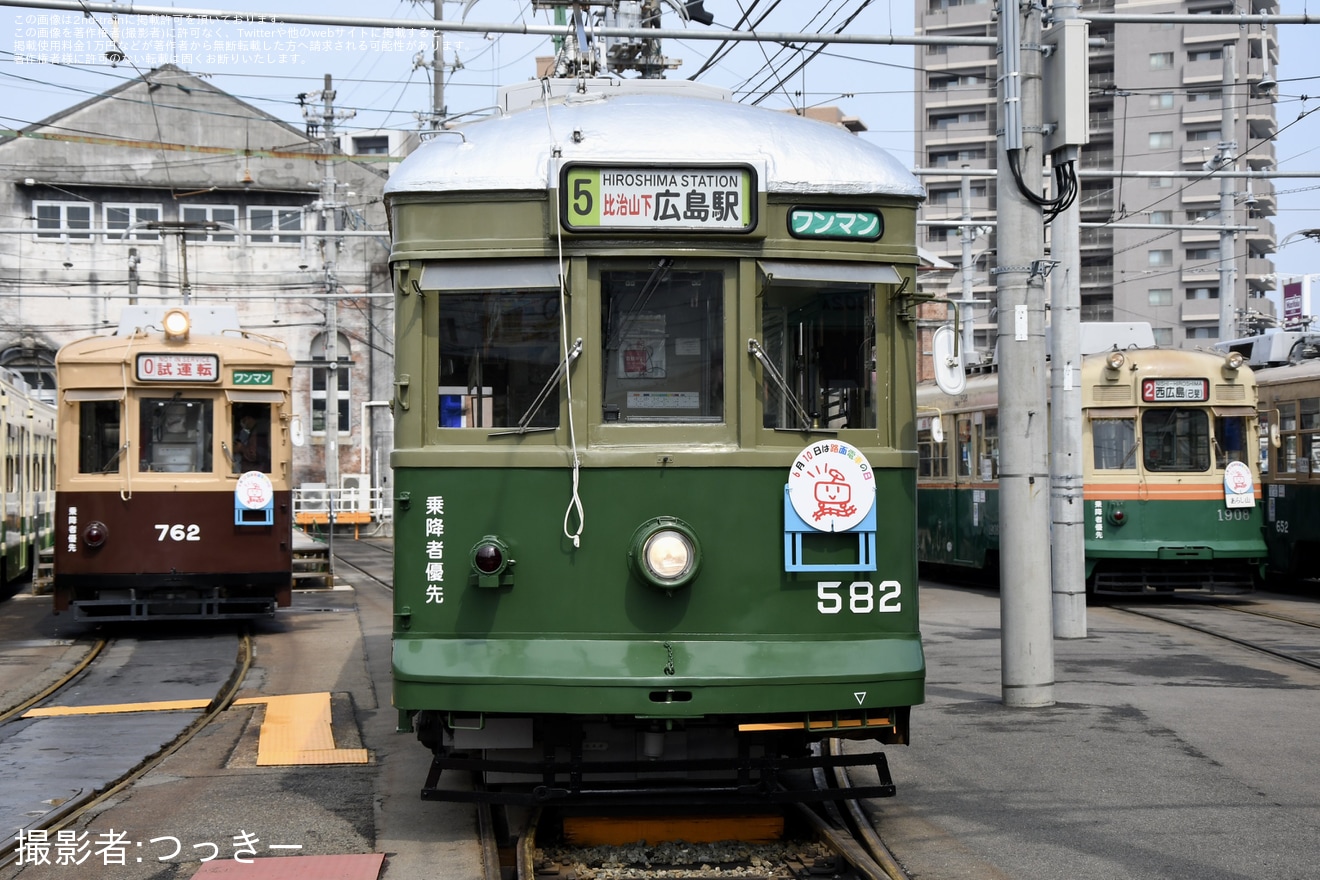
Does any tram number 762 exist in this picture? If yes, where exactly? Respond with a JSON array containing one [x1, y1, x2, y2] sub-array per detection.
[[817, 581, 902, 614], [155, 523, 201, 542]]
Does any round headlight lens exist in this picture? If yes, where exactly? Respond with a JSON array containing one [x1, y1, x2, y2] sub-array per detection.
[[1225, 351, 1245, 371], [1106, 350, 1125, 371], [162, 308, 191, 339], [644, 530, 694, 581], [629, 518, 701, 591]]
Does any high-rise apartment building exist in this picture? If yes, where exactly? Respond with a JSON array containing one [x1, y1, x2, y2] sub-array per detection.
[[916, 0, 1279, 357]]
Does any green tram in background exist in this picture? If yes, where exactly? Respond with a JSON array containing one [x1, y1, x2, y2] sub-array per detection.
[[917, 330, 1267, 594], [385, 79, 929, 804], [1220, 331, 1320, 586]]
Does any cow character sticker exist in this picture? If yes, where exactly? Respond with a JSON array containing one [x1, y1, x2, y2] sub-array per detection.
[[788, 442, 875, 532]]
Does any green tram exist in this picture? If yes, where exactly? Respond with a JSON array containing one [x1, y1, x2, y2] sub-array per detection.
[[917, 341, 1266, 594], [385, 80, 928, 803], [1222, 331, 1320, 584]]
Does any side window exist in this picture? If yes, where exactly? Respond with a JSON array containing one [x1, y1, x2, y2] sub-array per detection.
[[981, 411, 999, 480], [956, 416, 976, 477], [139, 398, 214, 472], [918, 416, 949, 478], [760, 283, 873, 430], [1280, 402, 1298, 474], [602, 266, 724, 424], [1092, 417, 1136, 469], [78, 402, 121, 474], [232, 403, 273, 473]]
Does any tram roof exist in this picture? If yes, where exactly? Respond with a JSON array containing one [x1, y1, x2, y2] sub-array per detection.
[[385, 86, 923, 199]]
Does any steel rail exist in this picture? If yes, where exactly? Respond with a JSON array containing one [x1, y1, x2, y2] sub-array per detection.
[[0, 632, 254, 867], [1114, 606, 1320, 673], [0, 638, 106, 724]]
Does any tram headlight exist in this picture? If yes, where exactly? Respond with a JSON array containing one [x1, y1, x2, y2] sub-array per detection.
[[469, 535, 513, 588], [1105, 350, 1126, 372], [1224, 351, 1245, 373], [82, 521, 109, 548], [628, 517, 701, 591], [162, 308, 191, 340]]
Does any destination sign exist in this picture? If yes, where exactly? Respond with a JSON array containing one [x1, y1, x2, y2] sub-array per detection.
[[136, 353, 218, 382], [788, 207, 883, 241], [1141, 378, 1208, 402], [560, 164, 756, 233]]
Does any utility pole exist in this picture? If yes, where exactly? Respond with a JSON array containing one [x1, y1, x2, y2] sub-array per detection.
[[959, 168, 977, 359], [1045, 5, 1089, 638], [412, 0, 447, 128], [995, 0, 1054, 707], [1219, 42, 1238, 341], [304, 73, 353, 557]]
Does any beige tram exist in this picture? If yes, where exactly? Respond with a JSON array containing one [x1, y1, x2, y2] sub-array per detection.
[[53, 306, 295, 620]]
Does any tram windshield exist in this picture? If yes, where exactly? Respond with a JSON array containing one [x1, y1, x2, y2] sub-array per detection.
[[600, 265, 724, 423], [1142, 408, 1210, 473], [139, 397, 214, 472], [760, 283, 875, 430], [437, 289, 562, 429]]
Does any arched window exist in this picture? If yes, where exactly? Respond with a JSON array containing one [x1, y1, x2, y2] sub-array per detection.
[[0, 340, 57, 404], [309, 332, 351, 435]]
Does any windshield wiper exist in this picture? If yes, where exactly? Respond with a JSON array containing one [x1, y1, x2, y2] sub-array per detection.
[[748, 337, 815, 433], [492, 337, 584, 436]]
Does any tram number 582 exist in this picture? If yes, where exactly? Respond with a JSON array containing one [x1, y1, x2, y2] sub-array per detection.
[[817, 581, 902, 614], [155, 523, 201, 542]]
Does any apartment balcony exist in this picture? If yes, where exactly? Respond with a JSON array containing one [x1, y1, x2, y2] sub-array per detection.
[[1182, 103, 1222, 126], [1244, 217, 1276, 251], [1182, 144, 1219, 167], [1181, 226, 1221, 245], [1182, 59, 1225, 87], [1247, 107, 1277, 141], [1182, 299, 1221, 323], [1181, 264, 1222, 284], [1244, 140, 1275, 171], [1080, 266, 1114, 288], [1245, 256, 1275, 285], [922, 4, 996, 28], [1080, 228, 1114, 252]]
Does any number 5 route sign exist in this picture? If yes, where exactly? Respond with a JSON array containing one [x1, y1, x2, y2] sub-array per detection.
[[560, 164, 757, 233]]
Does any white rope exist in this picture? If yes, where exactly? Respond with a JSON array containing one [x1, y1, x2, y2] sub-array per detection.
[[539, 81, 586, 548]]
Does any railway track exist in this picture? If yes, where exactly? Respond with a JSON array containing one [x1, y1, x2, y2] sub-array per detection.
[[328, 538, 393, 592], [0, 630, 253, 867], [1111, 594, 1320, 671], [475, 740, 911, 880]]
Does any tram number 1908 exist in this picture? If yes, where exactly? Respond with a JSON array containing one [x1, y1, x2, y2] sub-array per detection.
[[817, 581, 902, 614]]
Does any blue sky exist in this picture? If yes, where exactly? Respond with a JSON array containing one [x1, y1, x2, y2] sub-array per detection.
[[3, 0, 1320, 283]]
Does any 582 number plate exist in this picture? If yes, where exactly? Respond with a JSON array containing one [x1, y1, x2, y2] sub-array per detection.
[[817, 581, 902, 614]]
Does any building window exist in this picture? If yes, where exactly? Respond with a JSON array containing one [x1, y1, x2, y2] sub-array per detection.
[[1148, 249, 1173, 267], [1187, 129, 1218, 142], [1149, 131, 1174, 150], [248, 206, 304, 244], [1150, 52, 1174, 69], [181, 205, 238, 242], [104, 204, 161, 241], [34, 201, 92, 240], [309, 332, 351, 435], [1188, 89, 1222, 103], [1149, 93, 1174, 110], [351, 135, 390, 154], [1148, 288, 1173, 306], [1152, 328, 1173, 346], [1188, 327, 1219, 340], [1149, 177, 1174, 189], [1150, 210, 1172, 225], [1187, 247, 1220, 261], [1187, 287, 1218, 300], [1186, 208, 1217, 222], [1189, 49, 1223, 62]]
